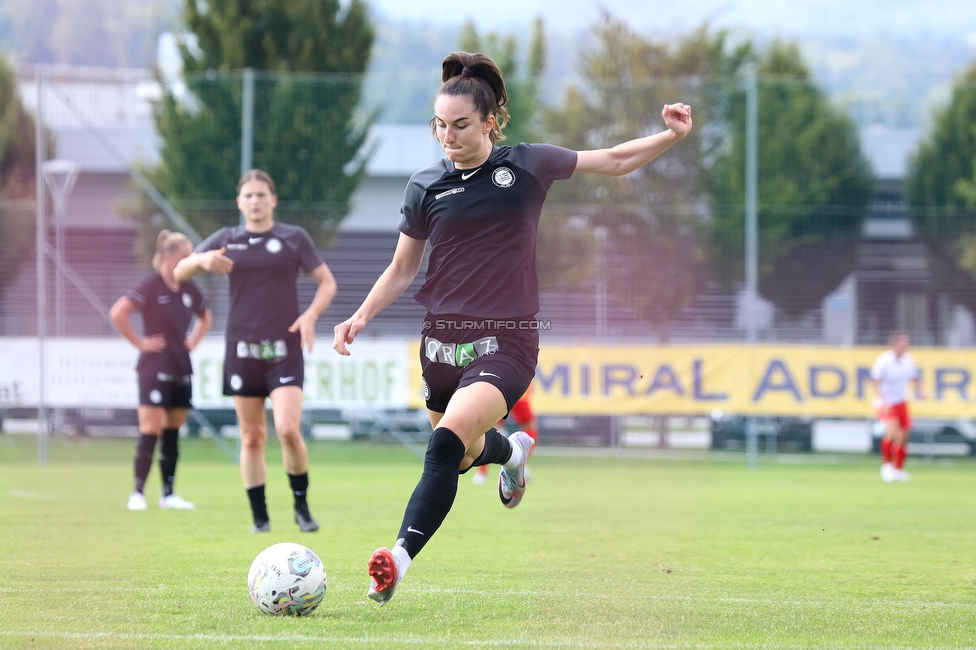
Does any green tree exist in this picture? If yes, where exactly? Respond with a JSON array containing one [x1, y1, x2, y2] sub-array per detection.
[[149, 0, 374, 246], [457, 17, 546, 145], [540, 17, 744, 337], [0, 56, 40, 300], [708, 41, 874, 316], [906, 61, 976, 284]]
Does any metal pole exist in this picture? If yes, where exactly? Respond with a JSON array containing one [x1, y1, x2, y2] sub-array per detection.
[[745, 63, 759, 344], [54, 191, 64, 337], [595, 226, 607, 339], [746, 418, 758, 470], [42, 160, 79, 342], [240, 67, 255, 226], [741, 65, 760, 467], [34, 72, 48, 465]]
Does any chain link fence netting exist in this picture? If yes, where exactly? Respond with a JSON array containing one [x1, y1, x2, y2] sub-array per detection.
[[5, 66, 976, 451]]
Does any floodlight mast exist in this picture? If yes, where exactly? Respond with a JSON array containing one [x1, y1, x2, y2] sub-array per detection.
[[34, 74, 48, 465], [42, 158, 80, 340]]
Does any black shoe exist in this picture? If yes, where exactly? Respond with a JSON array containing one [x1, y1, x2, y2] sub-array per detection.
[[251, 519, 270, 533], [294, 505, 319, 532]]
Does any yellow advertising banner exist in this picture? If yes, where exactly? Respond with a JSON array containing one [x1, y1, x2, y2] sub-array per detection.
[[533, 344, 976, 418], [407, 342, 976, 418]]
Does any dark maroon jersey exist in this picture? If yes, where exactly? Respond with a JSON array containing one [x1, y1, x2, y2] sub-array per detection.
[[196, 222, 323, 341], [398, 143, 577, 317], [126, 274, 207, 375]]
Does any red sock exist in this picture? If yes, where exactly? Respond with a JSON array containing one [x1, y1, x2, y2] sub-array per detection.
[[892, 443, 907, 469], [880, 437, 892, 464]]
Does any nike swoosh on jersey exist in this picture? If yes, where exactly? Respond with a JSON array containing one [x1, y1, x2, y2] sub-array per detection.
[[248, 237, 263, 244], [479, 370, 501, 379], [461, 168, 481, 180], [279, 376, 296, 383]]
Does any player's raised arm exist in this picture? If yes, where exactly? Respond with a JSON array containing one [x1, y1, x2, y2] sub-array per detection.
[[575, 103, 692, 176]]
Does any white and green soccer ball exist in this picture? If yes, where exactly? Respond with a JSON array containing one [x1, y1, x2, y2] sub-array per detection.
[[247, 542, 327, 616]]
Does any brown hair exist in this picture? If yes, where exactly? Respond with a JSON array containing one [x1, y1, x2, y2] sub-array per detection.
[[237, 169, 277, 195], [432, 51, 509, 143], [152, 230, 192, 271]]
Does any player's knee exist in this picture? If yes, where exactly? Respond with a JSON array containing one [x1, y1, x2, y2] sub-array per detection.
[[425, 427, 466, 468], [239, 428, 266, 452], [273, 416, 302, 440]]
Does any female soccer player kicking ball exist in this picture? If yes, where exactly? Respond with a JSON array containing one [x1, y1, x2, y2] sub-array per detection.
[[334, 51, 691, 605]]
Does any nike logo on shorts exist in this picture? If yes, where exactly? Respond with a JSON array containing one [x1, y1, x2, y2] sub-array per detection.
[[461, 168, 481, 180], [479, 370, 501, 379], [406, 526, 425, 536], [279, 376, 296, 383]]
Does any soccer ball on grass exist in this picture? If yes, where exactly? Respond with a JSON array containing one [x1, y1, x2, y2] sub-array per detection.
[[247, 542, 327, 616]]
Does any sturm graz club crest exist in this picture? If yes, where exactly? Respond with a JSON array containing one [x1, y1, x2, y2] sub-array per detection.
[[492, 167, 515, 188], [265, 238, 282, 254]]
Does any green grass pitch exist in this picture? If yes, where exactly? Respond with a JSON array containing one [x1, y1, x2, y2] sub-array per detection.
[[2, 433, 976, 649]]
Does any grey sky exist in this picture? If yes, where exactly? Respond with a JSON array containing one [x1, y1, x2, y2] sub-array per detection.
[[366, 0, 976, 40]]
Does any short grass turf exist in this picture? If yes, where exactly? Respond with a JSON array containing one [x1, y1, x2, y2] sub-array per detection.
[[1, 434, 976, 649]]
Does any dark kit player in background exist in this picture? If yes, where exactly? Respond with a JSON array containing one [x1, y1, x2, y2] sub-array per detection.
[[175, 170, 337, 533], [111, 230, 212, 511]]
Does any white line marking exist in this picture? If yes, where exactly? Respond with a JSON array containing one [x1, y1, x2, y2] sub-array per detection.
[[0, 630, 966, 649], [0, 585, 969, 610]]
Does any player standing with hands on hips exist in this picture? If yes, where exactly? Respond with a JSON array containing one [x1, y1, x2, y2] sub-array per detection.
[[333, 51, 692, 605], [872, 330, 923, 482], [111, 230, 212, 511], [175, 170, 337, 533]]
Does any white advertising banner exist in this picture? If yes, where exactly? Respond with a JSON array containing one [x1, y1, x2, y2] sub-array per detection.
[[0, 338, 414, 410]]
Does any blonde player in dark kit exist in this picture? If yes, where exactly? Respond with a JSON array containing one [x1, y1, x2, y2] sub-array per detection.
[[111, 230, 212, 511], [175, 170, 337, 533], [333, 51, 692, 605]]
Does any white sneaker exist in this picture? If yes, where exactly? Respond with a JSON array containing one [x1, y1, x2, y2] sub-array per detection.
[[880, 462, 896, 483], [127, 492, 147, 510], [498, 431, 534, 508], [472, 467, 487, 485], [894, 469, 910, 482], [158, 494, 196, 509]]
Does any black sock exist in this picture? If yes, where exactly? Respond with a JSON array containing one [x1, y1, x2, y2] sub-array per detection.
[[133, 434, 158, 493], [247, 485, 269, 524], [468, 427, 512, 469], [396, 427, 466, 559], [158, 428, 179, 497], [288, 472, 309, 511]]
